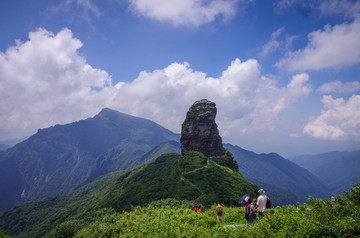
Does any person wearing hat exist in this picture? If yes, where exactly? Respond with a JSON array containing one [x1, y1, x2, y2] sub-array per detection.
[[257, 189, 268, 219]]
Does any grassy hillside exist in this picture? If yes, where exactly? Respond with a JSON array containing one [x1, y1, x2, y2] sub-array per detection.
[[86, 141, 180, 184], [9, 184, 358, 238], [0, 151, 258, 237], [76, 183, 360, 237]]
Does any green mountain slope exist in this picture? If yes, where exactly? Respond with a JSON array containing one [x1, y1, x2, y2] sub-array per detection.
[[86, 140, 181, 184], [0, 108, 179, 212], [289, 150, 360, 195], [70, 184, 360, 238], [0, 151, 258, 237], [224, 144, 330, 203]]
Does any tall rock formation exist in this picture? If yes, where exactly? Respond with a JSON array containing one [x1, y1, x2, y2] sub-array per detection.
[[180, 99, 225, 157]]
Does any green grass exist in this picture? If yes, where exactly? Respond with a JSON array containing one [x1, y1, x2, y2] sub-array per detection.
[[70, 184, 360, 237], [179, 151, 208, 173], [8, 154, 360, 238]]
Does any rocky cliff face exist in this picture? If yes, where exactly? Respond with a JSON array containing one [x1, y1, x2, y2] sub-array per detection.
[[180, 99, 225, 157]]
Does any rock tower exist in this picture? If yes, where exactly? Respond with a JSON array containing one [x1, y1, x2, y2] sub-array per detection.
[[180, 99, 225, 157]]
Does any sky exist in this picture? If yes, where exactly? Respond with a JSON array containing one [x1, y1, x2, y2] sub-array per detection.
[[0, 0, 360, 158]]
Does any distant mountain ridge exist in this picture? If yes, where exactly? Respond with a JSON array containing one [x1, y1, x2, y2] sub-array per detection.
[[0, 144, 11, 151], [289, 151, 360, 195], [224, 144, 331, 204], [0, 108, 179, 212]]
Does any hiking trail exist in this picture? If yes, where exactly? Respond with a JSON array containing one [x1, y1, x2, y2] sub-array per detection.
[[178, 157, 210, 201]]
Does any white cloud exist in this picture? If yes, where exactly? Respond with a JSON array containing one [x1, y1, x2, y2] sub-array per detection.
[[318, 80, 360, 93], [0, 28, 112, 139], [273, 0, 296, 12], [259, 27, 285, 58], [275, 18, 360, 72], [47, 0, 102, 26], [128, 0, 239, 27], [67, 0, 102, 17], [259, 27, 298, 60], [0, 28, 312, 142], [303, 95, 360, 141], [319, 0, 360, 19], [104, 59, 312, 137]]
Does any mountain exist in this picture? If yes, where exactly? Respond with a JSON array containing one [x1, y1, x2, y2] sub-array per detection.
[[224, 144, 331, 203], [289, 150, 360, 195], [0, 152, 258, 237], [0, 99, 258, 237], [85, 140, 181, 184], [0, 108, 179, 212], [0, 144, 11, 151]]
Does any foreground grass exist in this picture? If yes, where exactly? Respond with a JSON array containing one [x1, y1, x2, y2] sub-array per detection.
[[48, 184, 360, 238]]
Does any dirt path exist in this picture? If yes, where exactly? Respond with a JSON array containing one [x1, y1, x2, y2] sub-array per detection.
[[223, 224, 246, 228], [178, 157, 210, 200]]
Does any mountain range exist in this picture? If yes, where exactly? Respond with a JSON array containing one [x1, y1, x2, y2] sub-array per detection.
[[0, 108, 179, 212], [224, 144, 330, 204], [0, 100, 260, 237], [289, 151, 360, 195], [0, 106, 358, 215]]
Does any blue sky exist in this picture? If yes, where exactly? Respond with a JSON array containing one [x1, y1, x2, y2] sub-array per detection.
[[0, 0, 360, 157]]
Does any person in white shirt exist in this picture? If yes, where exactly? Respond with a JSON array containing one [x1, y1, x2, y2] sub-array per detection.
[[257, 189, 267, 219]]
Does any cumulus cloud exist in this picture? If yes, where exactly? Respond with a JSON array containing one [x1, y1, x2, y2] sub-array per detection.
[[275, 18, 360, 72], [303, 95, 360, 140], [318, 80, 360, 93], [0, 28, 112, 138], [0, 28, 313, 141], [106, 59, 312, 137], [128, 0, 240, 27]]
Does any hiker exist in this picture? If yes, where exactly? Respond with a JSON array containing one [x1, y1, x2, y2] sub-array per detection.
[[198, 206, 203, 213], [249, 199, 257, 224], [257, 189, 268, 219], [194, 205, 199, 213], [244, 198, 251, 222], [194, 205, 203, 213], [216, 202, 223, 223]]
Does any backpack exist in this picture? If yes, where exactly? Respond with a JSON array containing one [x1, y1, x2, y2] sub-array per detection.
[[266, 197, 271, 209], [245, 204, 250, 214], [217, 207, 223, 216], [245, 204, 250, 221]]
